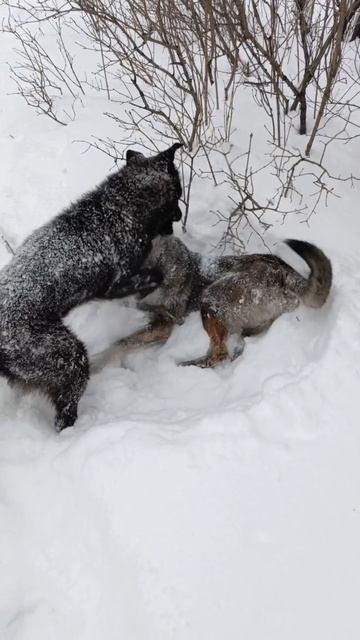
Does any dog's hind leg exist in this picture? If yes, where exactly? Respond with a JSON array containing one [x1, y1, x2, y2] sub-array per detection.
[[180, 304, 231, 368], [10, 322, 89, 431], [48, 327, 89, 431], [243, 319, 274, 337], [116, 320, 174, 350], [91, 321, 174, 374], [230, 337, 245, 362], [137, 303, 184, 325]]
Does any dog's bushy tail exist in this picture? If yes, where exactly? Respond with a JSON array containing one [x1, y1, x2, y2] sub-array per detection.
[[285, 239, 332, 308]]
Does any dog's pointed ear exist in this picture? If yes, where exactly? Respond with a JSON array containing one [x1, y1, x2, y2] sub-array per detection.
[[126, 149, 145, 166], [164, 142, 183, 162], [152, 143, 183, 172]]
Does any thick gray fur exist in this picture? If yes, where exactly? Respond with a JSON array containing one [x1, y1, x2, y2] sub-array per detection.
[[0, 144, 182, 430]]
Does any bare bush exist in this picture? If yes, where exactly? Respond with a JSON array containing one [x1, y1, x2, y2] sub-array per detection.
[[2, 0, 360, 243], [209, 135, 306, 251]]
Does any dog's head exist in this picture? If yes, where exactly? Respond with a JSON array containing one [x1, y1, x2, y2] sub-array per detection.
[[125, 143, 183, 235]]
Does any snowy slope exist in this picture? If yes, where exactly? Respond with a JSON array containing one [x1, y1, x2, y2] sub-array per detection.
[[1, 27, 360, 640]]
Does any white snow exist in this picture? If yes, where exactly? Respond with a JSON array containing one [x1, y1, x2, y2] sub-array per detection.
[[1, 25, 360, 640]]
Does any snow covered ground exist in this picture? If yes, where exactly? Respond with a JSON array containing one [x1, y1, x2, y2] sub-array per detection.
[[1, 26, 360, 640]]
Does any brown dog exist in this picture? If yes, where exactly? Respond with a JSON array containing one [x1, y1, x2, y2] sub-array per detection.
[[92, 235, 332, 370]]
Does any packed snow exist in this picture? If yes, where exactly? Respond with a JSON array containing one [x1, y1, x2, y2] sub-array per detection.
[[1, 25, 360, 640]]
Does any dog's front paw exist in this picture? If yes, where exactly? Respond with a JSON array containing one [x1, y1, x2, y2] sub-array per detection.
[[178, 351, 229, 368]]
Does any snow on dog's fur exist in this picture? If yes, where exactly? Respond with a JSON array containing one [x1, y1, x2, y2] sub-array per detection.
[[0, 144, 182, 431]]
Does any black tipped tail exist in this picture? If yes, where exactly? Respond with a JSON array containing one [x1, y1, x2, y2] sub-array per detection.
[[285, 239, 332, 308]]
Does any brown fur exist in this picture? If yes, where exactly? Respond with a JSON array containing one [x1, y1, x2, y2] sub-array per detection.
[[181, 308, 229, 368]]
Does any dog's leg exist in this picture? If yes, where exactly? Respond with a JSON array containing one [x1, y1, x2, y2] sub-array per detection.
[[45, 327, 89, 431], [91, 321, 174, 374], [116, 321, 174, 350], [137, 302, 185, 325], [105, 268, 163, 300], [180, 306, 230, 368], [230, 337, 245, 362], [12, 322, 90, 431], [53, 394, 82, 432], [243, 319, 274, 337]]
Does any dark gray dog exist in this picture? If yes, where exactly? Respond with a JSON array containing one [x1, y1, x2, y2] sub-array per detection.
[[93, 234, 332, 369], [0, 144, 182, 430]]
